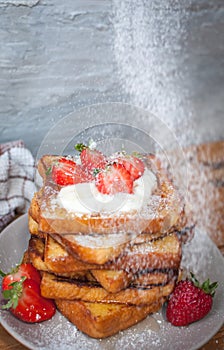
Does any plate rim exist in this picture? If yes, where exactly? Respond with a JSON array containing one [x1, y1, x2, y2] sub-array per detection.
[[0, 214, 224, 350]]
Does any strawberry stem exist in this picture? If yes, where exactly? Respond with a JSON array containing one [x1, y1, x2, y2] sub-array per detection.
[[132, 151, 142, 158], [93, 168, 101, 176], [190, 272, 218, 297], [190, 272, 200, 287], [0, 270, 6, 277], [74, 143, 87, 152], [45, 166, 52, 175]]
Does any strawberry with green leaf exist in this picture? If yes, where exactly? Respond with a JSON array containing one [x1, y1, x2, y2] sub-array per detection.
[[1, 263, 56, 323], [1, 263, 41, 289], [166, 272, 218, 326]]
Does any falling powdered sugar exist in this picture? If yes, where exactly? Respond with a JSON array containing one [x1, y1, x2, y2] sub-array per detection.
[[112, 0, 204, 149]]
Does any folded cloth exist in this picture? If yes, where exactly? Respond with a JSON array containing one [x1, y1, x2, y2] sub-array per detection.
[[0, 140, 36, 232]]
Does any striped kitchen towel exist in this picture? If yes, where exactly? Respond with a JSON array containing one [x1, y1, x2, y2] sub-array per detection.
[[0, 140, 36, 231]]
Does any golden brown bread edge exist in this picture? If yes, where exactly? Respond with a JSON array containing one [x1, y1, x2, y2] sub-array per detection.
[[28, 232, 182, 273], [28, 235, 178, 293], [33, 154, 185, 235], [40, 271, 176, 305], [91, 269, 172, 293], [49, 230, 182, 266], [55, 298, 165, 338]]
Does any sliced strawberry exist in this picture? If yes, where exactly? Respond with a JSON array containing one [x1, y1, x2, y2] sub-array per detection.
[[95, 163, 134, 195], [116, 155, 145, 180], [52, 157, 89, 186], [2, 278, 56, 323], [81, 148, 107, 171], [1, 263, 41, 290], [75, 143, 107, 172]]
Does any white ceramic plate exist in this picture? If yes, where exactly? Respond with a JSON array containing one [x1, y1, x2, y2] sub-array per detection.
[[0, 214, 224, 350]]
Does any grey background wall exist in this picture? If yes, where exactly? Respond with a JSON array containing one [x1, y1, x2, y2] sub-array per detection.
[[0, 0, 224, 156]]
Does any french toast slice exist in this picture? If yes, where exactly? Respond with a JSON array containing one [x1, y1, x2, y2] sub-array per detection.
[[29, 230, 181, 273], [35, 154, 185, 236], [28, 235, 176, 293], [48, 231, 181, 268], [46, 232, 181, 271], [41, 271, 176, 305], [29, 192, 189, 240], [28, 213, 149, 267], [55, 298, 165, 338], [50, 232, 131, 265]]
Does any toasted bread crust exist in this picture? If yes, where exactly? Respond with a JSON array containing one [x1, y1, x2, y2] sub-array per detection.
[[41, 272, 175, 305], [50, 233, 128, 265], [29, 235, 177, 292], [91, 269, 173, 293], [55, 299, 165, 338], [29, 230, 181, 273], [106, 233, 182, 273], [91, 269, 132, 293]]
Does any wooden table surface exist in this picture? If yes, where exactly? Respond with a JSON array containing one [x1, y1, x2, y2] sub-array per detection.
[[0, 140, 224, 350]]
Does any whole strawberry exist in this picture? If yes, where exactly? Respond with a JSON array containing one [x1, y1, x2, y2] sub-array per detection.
[[166, 273, 218, 326]]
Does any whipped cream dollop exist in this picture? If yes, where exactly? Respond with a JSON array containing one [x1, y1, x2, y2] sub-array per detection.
[[57, 169, 157, 215]]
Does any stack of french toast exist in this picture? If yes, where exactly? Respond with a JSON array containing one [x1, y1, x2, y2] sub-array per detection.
[[27, 145, 194, 338]]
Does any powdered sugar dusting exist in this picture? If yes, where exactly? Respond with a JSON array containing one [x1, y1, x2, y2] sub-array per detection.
[[181, 228, 221, 280], [112, 0, 198, 148]]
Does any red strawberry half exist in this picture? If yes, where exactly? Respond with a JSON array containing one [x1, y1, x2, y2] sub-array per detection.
[[116, 155, 145, 180], [166, 273, 218, 326], [75, 143, 107, 172], [1, 263, 56, 323], [52, 157, 90, 186], [96, 163, 134, 195]]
